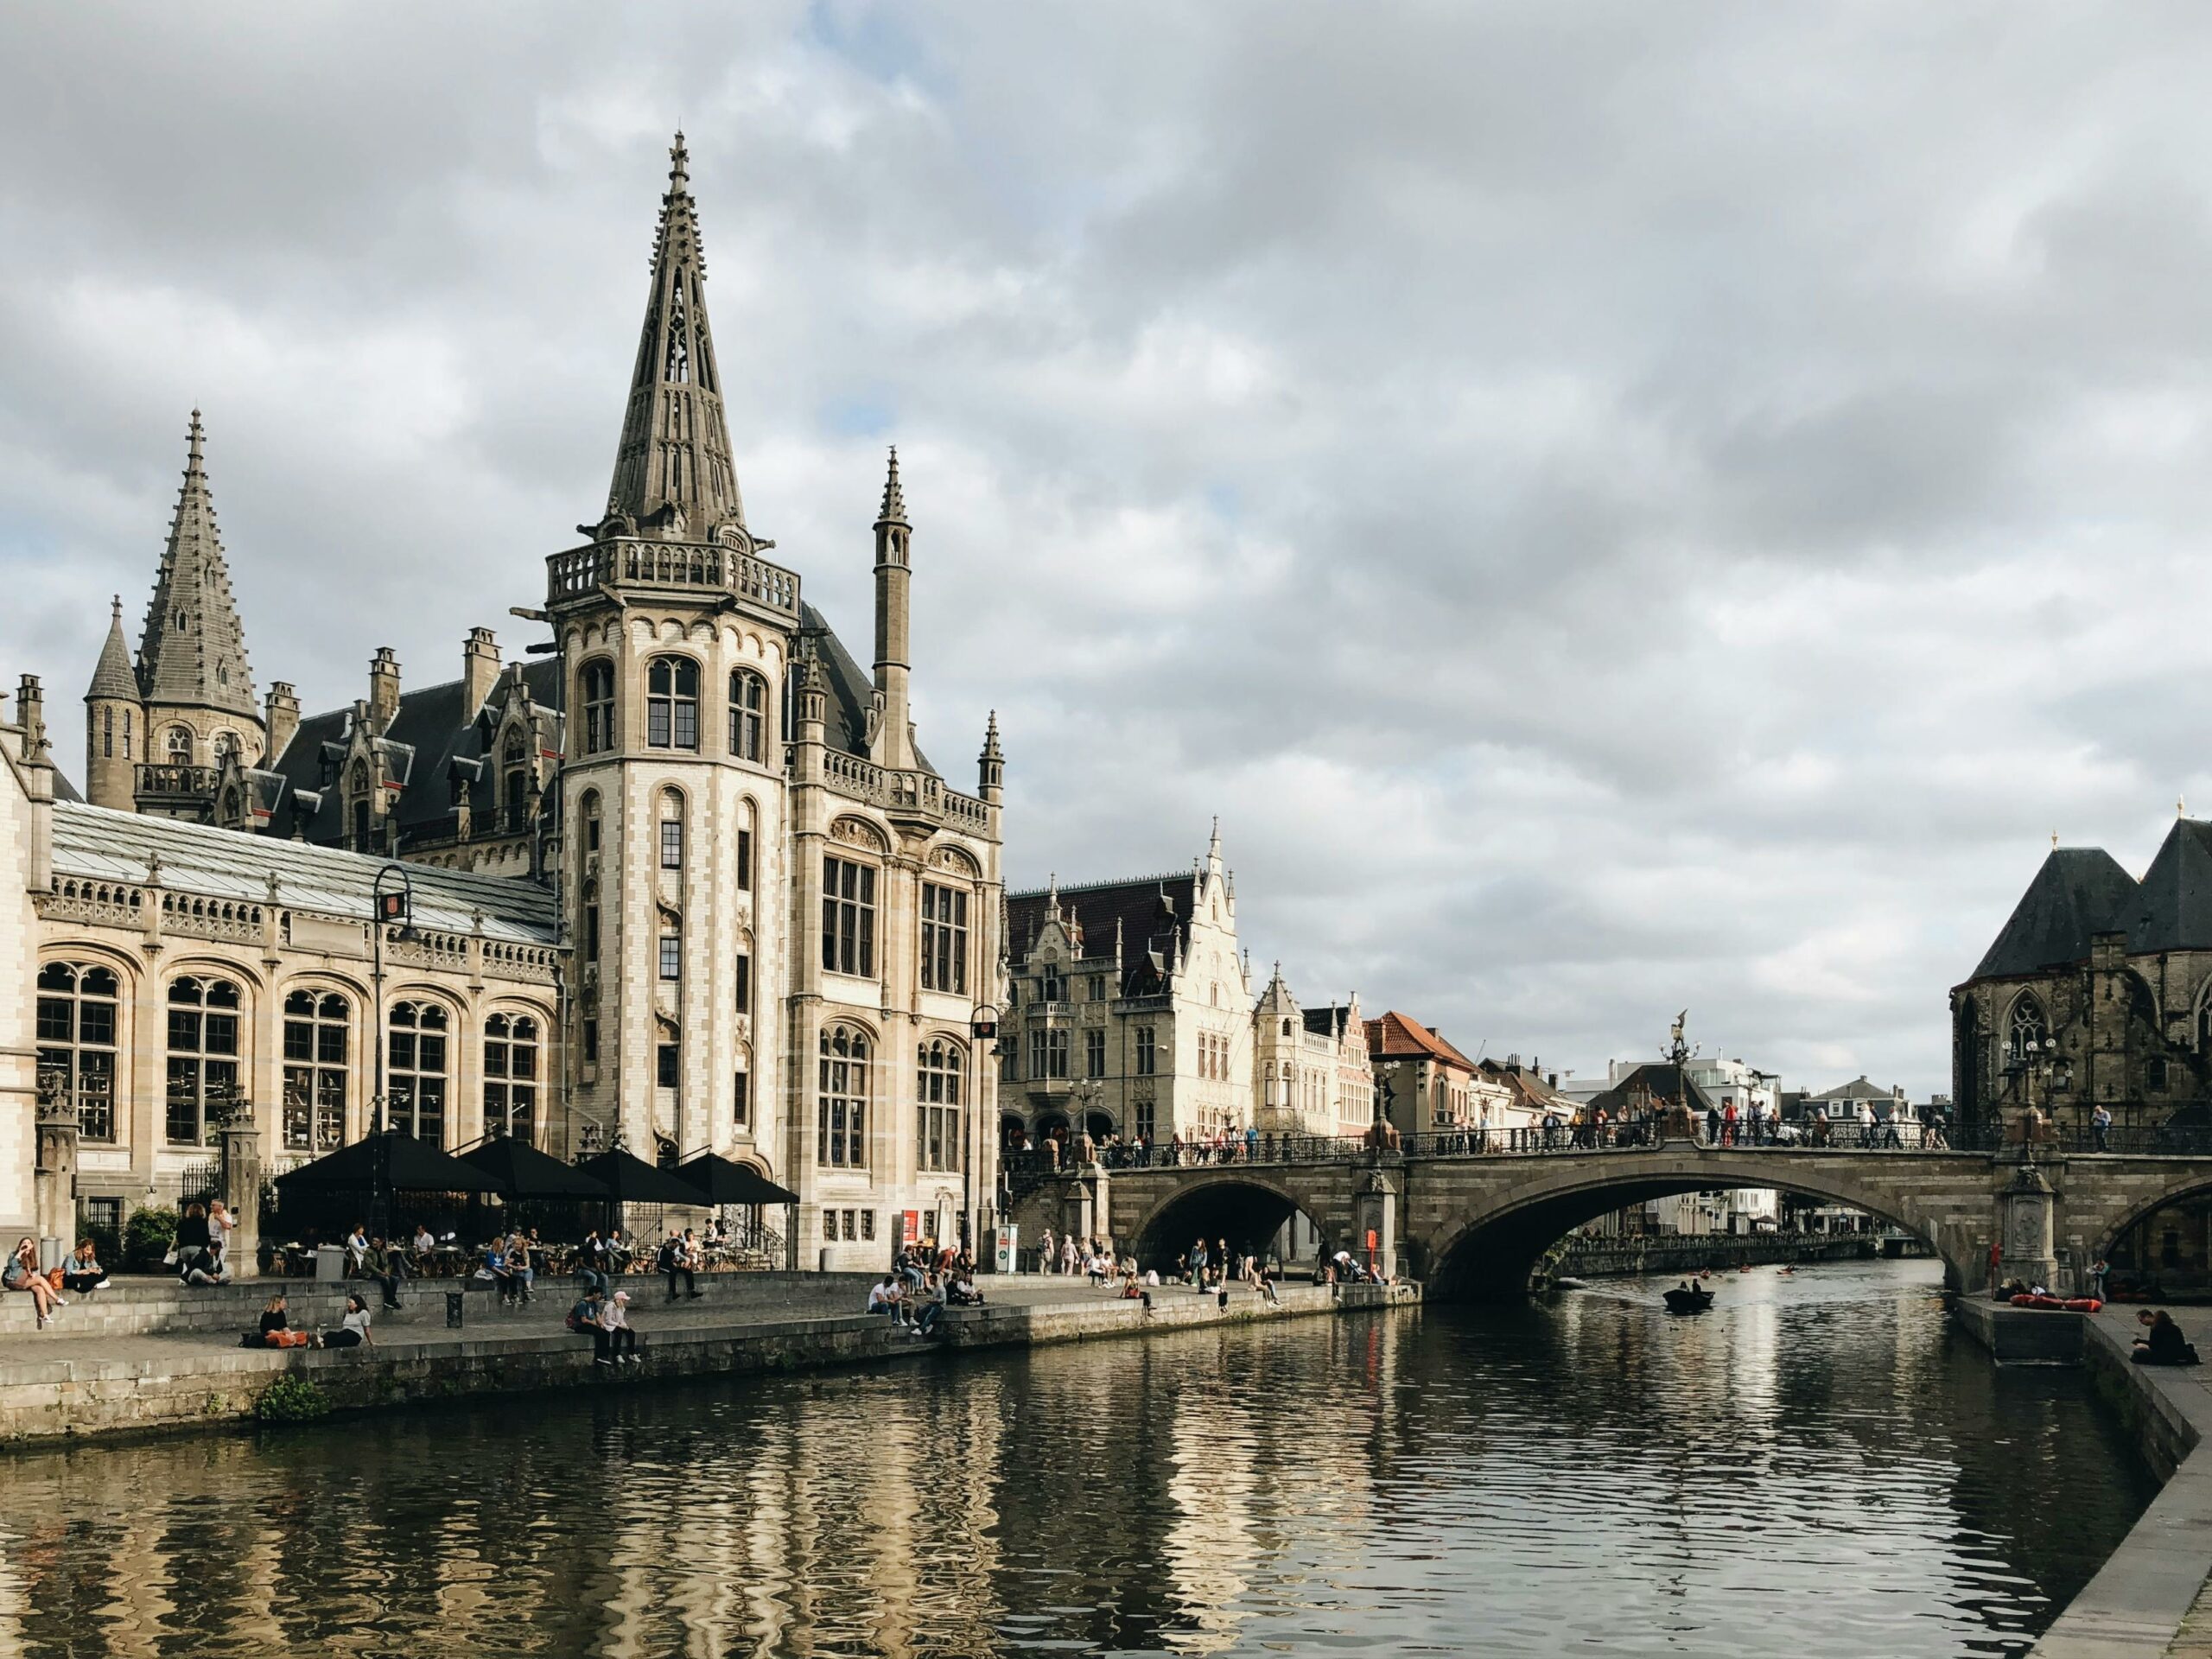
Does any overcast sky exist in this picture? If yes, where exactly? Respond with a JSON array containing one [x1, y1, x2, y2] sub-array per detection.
[[3, 4, 2209, 1096]]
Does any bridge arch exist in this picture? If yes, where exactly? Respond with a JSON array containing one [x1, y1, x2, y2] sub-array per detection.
[[1408, 1150, 1987, 1300], [1120, 1172, 1335, 1274], [2083, 1167, 2212, 1266]]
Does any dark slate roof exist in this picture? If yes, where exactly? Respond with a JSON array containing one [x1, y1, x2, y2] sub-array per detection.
[[1971, 847, 2139, 979], [1007, 874, 1198, 987], [267, 658, 563, 846], [2126, 818, 2212, 955], [1588, 1063, 1715, 1117], [801, 603, 935, 774], [1302, 1007, 1351, 1038]]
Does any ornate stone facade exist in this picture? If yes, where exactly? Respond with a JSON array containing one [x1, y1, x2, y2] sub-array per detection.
[[39, 134, 1005, 1262], [1952, 818, 2212, 1141]]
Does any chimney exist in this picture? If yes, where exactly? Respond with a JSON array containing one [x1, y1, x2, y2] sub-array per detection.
[[368, 648, 401, 732], [15, 674, 46, 758], [462, 627, 501, 715], [264, 681, 300, 764]]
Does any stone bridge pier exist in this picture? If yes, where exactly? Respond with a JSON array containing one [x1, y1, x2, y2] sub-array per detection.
[[1085, 1144, 2212, 1300]]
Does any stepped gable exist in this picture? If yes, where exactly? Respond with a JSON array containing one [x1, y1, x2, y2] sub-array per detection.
[[1970, 847, 2140, 980]]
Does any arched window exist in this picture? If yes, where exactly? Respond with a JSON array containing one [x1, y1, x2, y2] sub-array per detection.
[[817, 1026, 871, 1168], [36, 962, 118, 1143], [485, 1013, 539, 1145], [2007, 995, 2049, 1065], [918, 1038, 964, 1172], [213, 730, 239, 764], [580, 660, 615, 754], [582, 877, 601, 963], [123, 709, 132, 759], [502, 729, 529, 830], [388, 1001, 449, 1145], [659, 789, 685, 871], [282, 989, 349, 1153], [728, 669, 767, 762], [348, 760, 372, 851], [167, 727, 193, 765], [646, 657, 699, 750], [580, 790, 602, 857], [100, 707, 113, 760], [166, 975, 242, 1147]]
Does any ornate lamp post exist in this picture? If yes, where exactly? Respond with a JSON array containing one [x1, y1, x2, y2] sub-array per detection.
[[965, 1000, 999, 1255], [369, 862, 420, 1236]]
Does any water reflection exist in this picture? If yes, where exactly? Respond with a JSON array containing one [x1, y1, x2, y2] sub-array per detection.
[[0, 1261, 2155, 1656]]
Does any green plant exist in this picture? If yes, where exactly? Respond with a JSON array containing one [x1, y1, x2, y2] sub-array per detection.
[[254, 1375, 329, 1423], [123, 1205, 178, 1272]]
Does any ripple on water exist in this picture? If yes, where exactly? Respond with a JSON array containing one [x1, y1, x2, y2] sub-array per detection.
[[0, 1259, 2160, 1656]]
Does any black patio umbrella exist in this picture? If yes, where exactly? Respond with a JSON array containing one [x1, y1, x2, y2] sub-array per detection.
[[274, 1133, 504, 1194], [674, 1154, 800, 1207], [576, 1147, 709, 1208], [459, 1137, 612, 1200]]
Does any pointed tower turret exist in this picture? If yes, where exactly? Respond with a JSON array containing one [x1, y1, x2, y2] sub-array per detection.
[[84, 595, 143, 810], [977, 709, 1004, 804], [604, 132, 745, 538], [137, 411, 263, 762], [870, 447, 916, 770]]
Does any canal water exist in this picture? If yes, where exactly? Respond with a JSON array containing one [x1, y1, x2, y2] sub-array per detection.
[[0, 1260, 2157, 1656]]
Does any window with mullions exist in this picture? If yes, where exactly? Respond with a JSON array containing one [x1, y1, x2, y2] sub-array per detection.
[[1027, 1027, 1070, 1080], [660, 934, 683, 981], [166, 976, 241, 1147], [918, 1039, 964, 1172], [37, 963, 118, 1143], [823, 856, 876, 977], [920, 882, 969, 995], [1084, 1028, 1106, 1079], [387, 1001, 449, 1145], [1135, 1026, 1157, 1076], [660, 817, 684, 870], [581, 661, 615, 754], [818, 1026, 871, 1167], [281, 989, 349, 1153], [729, 670, 767, 762], [484, 1013, 539, 1145], [645, 657, 699, 749]]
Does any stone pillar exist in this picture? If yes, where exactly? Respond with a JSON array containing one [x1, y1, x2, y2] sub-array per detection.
[[1353, 1160, 1400, 1282], [1997, 1154, 2057, 1292], [1060, 1163, 1108, 1247], [219, 1110, 263, 1281], [34, 1084, 78, 1271]]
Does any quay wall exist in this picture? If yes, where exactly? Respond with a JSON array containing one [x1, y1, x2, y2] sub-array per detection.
[[1954, 1299, 2212, 1654], [0, 1281, 1420, 1446], [1554, 1231, 1929, 1279]]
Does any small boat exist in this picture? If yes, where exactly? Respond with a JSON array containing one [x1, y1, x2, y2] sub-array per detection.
[[1663, 1285, 1716, 1314]]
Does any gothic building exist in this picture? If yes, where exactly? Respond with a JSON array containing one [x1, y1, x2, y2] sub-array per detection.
[[1252, 966, 1373, 1139], [26, 133, 1004, 1264], [1953, 814, 2212, 1138]]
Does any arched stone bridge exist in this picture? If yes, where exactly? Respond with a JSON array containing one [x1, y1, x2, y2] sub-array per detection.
[[1019, 1144, 2212, 1297]]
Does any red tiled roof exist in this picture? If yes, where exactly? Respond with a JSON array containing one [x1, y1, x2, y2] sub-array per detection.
[[1365, 1011, 1477, 1071]]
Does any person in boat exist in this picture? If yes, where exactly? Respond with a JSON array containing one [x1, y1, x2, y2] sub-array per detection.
[[2133, 1309, 2201, 1367]]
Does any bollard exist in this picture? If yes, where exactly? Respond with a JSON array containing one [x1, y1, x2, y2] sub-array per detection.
[[446, 1291, 465, 1329]]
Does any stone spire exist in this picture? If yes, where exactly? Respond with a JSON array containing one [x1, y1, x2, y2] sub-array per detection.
[[137, 411, 258, 721], [86, 595, 138, 701], [877, 446, 908, 527], [604, 131, 745, 537]]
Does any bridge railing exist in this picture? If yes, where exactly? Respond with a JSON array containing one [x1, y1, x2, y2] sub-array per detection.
[[999, 1120, 1972, 1192]]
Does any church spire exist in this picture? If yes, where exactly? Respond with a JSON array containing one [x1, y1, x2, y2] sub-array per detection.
[[137, 410, 257, 721], [86, 595, 138, 702], [604, 130, 745, 537]]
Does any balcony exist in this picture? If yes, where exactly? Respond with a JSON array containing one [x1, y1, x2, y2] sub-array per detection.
[[817, 748, 992, 832], [547, 539, 801, 620], [135, 764, 219, 805]]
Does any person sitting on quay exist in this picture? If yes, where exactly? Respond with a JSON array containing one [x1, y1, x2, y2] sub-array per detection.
[[2133, 1309, 2202, 1367], [316, 1294, 375, 1350], [411, 1221, 437, 1270], [577, 1230, 610, 1297], [658, 1232, 700, 1301], [599, 1289, 639, 1364], [60, 1239, 109, 1297], [948, 1269, 984, 1307], [171, 1203, 213, 1282], [5, 1237, 61, 1326], [868, 1275, 909, 1325], [365, 1236, 407, 1311], [184, 1219, 231, 1286], [479, 1238, 518, 1305], [915, 1274, 949, 1339], [257, 1293, 311, 1349], [343, 1220, 370, 1276]]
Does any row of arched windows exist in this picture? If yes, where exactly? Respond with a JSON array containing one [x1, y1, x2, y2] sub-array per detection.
[[578, 657, 771, 763], [817, 1027, 969, 1172], [35, 962, 544, 1153]]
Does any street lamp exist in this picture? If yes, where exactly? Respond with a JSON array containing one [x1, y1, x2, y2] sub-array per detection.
[[965, 1001, 1000, 1255], [369, 862, 420, 1236]]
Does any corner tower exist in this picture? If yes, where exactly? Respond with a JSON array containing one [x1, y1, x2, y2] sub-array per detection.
[[550, 132, 802, 1171], [83, 596, 142, 810]]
